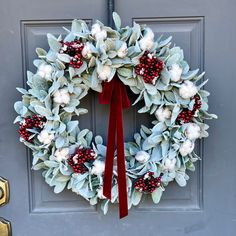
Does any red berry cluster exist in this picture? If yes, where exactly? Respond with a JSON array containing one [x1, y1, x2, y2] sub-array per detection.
[[177, 95, 202, 123], [59, 39, 84, 69], [134, 172, 163, 193], [135, 51, 164, 84], [18, 115, 46, 142], [67, 147, 96, 174]]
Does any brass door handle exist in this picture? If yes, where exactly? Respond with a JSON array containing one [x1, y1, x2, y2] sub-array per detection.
[[0, 218, 11, 236], [0, 177, 9, 207]]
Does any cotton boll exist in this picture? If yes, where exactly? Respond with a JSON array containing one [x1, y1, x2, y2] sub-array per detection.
[[53, 91, 63, 103], [97, 186, 106, 199], [97, 65, 111, 81], [169, 64, 183, 82], [155, 107, 172, 122], [91, 23, 101, 36], [60, 89, 70, 104], [38, 130, 54, 145], [53, 89, 70, 105], [55, 148, 69, 162], [91, 160, 105, 176], [82, 42, 93, 59], [139, 37, 154, 51], [179, 140, 195, 156], [139, 28, 155, 51], [117, 42, 128, 58], [37, 64, 53, 81], [179, 81, 198, 99], [163, 158, 176, 171], [91, 23, 107, 41], [135, 151, 150, 163], [95, 30, 107, 41], [185, 123, 201, 140]]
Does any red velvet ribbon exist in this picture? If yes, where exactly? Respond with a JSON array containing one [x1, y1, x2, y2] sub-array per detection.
[[99, 74, 131, 218]]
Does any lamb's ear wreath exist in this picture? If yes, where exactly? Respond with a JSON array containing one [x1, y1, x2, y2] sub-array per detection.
[[14, 12, 217, 218]]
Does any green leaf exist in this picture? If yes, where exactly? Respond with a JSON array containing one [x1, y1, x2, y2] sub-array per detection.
[[132, 190, 142, 206], [67, 120, 79, 133], [158, 36, 172, 48], [101, 200, 109, 215], [47, 33, 61, 52], [54, 181, 67, 194], [175, 173, 187, 187], [71, 19, 82, 33], [55, 136, 65, 148], [113, 12, 121, 30], [151, 188, 163, 204], [36, 48, 47, 57], [58, 53, 71, 63], [14, 101, 24, 114], [117, 67, 133, 78], [151, 146, 162, 162], [97, 144, 106, 156], [44, 161, 59, 168], [34, 105, 52, 117], [75, 108, 88, 116], [16, 87, 28, 95], [32, 162, 46, 170], [95, 136, 103, 145], [166, 54, 181, 67]]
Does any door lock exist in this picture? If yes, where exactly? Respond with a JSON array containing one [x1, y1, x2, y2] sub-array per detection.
[[0, 218, 11, 236], [0, 177, 9, 207]]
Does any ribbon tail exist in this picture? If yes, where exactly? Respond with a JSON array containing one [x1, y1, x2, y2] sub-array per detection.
[[116, 83, 128, 218], [103, 92, 117, 200]]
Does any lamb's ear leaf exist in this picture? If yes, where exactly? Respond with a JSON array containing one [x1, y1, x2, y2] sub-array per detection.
[[151, 188, 163, 204], [113, 12, 121, 30], [47, 33, 61, 52], [132, 190, 142, 206]]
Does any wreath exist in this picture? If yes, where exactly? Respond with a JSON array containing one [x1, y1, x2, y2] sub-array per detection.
[[14, 13, 217, 218]]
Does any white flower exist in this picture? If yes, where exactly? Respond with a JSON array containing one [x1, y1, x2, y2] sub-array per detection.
[[185, 123, 201, 140], [135, 151, 150, 163], [169, 64, 183, 82], [139, 28, 155, 51], [97, 65, 111, 81], [91, 23, 107, 41], [179, 81, 198, 99], [97, 186, 106, 199], [37, 130, 54, 145], [53, 88, 70, 105], [163, 158, 176, 171], [37, 64, 54, 80], [82, 42, 93, 59], [91, 160, 105, 176], [155, 107, 172, 122], [179, 140, 195, 156], [54, 148, 69, 162], [117, 42, 128, 58]]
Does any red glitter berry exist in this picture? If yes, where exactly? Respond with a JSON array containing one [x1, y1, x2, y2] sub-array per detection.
[[18, 115, 46, 142], [67, 147, 96, 174], [135, 51, 164, 84], [192, 94, 202, 112], [177, 94, 202, 124], [59, 39, 84, 69], [134, 172, 163, 193]]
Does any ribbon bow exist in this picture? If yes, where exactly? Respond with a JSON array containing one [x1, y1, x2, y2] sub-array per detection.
[[99, 74, 131, 218]]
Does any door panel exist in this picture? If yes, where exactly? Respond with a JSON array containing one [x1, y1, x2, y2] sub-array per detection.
[[0, 0, 235, 235]]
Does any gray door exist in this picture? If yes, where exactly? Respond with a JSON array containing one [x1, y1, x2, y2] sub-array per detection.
[[0, 0, 235, 235]]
